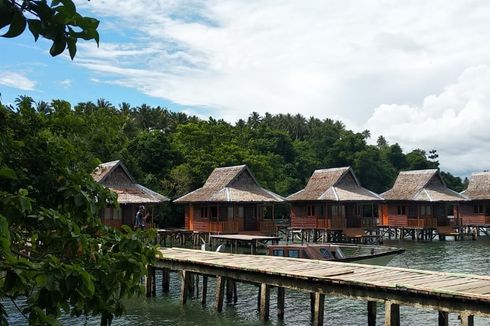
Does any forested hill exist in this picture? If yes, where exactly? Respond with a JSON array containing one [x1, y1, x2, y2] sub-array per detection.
[[1, 96, 466, 202]]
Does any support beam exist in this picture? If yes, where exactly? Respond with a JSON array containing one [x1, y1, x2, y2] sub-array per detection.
[[368, 301, 377, 326], [438, 311, 448, 326], [460, 313, 474, 326], [312, 292, 325, 326], [277, 287, 285, 320], [259, 283, 271, 321], [201, 275, 208, 305], [215, 276, 225, 312], [385, 301, 400, 326]]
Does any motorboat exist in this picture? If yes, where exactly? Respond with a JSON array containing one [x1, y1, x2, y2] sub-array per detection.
[[267, 243, 405, 266]]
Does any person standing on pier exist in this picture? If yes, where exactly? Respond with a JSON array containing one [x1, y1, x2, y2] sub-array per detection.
[[134, 205, 145, 230]]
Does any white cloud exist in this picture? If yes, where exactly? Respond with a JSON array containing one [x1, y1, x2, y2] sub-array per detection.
[[75, 1, 490, 123], [72, 1, 490, 175], [59, 79, 72, 89], [0, 71, 36, 91], [366, 65, 490, 176]]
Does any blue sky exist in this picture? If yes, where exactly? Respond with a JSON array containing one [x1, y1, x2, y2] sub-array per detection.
[[2, 0, 490, 176]]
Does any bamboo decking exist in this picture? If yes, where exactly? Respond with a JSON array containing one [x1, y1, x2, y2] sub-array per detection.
[[152, 247, 490, 325]]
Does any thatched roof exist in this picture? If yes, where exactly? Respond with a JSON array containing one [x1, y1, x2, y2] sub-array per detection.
[[287, 167, 382, 202], [91, 160, 169, 204], [174, 165, 285, 203], [461, 172, 490, 200], [381, 169, 466, 202]]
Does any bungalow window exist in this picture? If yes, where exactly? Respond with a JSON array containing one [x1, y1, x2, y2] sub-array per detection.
[[200, 207, 208, 218], [288, 249, 299, 258], [238, 206, 244, 218], [227, 206, 234, 219], [319, 205, 325, 219], [263, 206, 273, 219], [420, 205, 432, 217], [272, 249, 284, 257], [474, 205, 484, 214], [362, 205, 373, 218], [307, 205, 315, 217], [331, 205, 345, 218], [209, 206, 218, 221], [113, 208, 121, 220], [397, 205, 406, 215]]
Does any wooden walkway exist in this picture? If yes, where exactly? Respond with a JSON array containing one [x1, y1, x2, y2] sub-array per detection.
[[152, 248, 490, 325]]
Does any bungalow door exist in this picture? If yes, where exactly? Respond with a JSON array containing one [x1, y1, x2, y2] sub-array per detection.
[[244, 204, 258, 231]]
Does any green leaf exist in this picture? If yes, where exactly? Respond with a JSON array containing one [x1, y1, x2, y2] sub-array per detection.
[[2, 9, 26, 38], [27, 19, 42, 41], [0, 166, 17, 180], [0, 1, 15, 30], [0, 214, 11, 255], [49, 38, 67, 57], [67, 38, 77, 59], [59, 0, 76, 18]]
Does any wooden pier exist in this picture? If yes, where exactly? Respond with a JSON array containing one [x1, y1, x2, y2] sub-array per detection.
[[150, 247, 490, 325]]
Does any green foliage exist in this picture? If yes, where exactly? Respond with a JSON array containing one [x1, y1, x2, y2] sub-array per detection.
[[0, 100, 156, 325], [0, 0, 99, 59]]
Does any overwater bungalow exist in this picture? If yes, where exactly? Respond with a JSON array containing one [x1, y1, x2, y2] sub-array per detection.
[[287, 167, 382, 234], [460, 172, 490, 226], [174, 165, 285, 234], [380, 169, 466, 228], [91, 160, 169, 228]]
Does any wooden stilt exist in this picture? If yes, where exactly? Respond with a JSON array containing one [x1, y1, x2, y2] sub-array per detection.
[[215, 276, 225, 312], [233, 281, 238, 304], [277, 287, 285, 320], [195, 274, 200, 297], [368, 301, 377, 326], [180, 270, 190, 304], [201, 275, 208, 305], [310, 292, 315, 319], [312, 292, 325, 326], [459, 313, 474, 326], [259, 283, 271, 321], [226, 279, 233, 303], [151, 267, 156, 296], [162, 269, 170, 293], [438, 311, 448, 326], [385, 301, 400, 326], [145, 267, 153, 297]]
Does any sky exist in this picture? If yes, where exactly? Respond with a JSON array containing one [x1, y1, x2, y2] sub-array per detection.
[[1, 0, 490, 177]]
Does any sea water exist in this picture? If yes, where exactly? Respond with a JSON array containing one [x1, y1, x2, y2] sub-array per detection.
[[4, 237, 490, 325]]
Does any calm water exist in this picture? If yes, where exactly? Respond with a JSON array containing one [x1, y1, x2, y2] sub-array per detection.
[[4, 237, 490, 325]]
